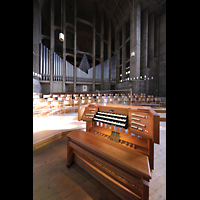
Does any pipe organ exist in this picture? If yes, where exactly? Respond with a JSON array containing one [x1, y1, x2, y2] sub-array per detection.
[[67, 103, 160, 200], [40, 43, 64, 81], [39, 43, 116, 83]]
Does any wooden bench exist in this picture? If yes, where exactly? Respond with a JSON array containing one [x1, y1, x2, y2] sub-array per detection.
[[67, 130, 151, 200]]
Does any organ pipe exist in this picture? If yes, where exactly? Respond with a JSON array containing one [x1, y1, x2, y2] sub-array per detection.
[[59, 57, 61, 80], [56, 54, 58, 81], [40, 43, 67, 81], [58, 56, 60, 80], [40, 43, 43, 78], [46, 47, 48, 76], [43, 45, 45, 79], [61, 58, 63, 81], [54, 52, 56, 81], [48, 49, 50, 80]]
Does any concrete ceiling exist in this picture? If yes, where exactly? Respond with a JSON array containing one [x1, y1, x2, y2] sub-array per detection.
[[40, 0, 166, 32]]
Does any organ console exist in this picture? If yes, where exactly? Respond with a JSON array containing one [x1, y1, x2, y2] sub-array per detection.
[[78, 103, 159, 159], [67, 103, 160, 200]]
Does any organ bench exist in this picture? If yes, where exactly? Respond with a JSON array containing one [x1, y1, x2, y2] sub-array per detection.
[[67, 103, 160, 199]]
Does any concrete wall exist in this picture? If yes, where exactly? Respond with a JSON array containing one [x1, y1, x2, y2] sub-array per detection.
[[158, 12, 166, 97], [76, 84, 93, 92], [115, 80, 154, 96], [33, 78, 41, 93], [115, 11, 166, 97]]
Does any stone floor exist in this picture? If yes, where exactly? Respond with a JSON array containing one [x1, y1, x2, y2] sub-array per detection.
[[33, 113, 86, 144]]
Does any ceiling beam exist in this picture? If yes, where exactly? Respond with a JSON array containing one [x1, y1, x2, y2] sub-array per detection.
[[77, 18, 93, 27], [114, 0, 125, 19], [148, 0, 165, 10], [127, 0, 133, 8], [41, 34, 50, 40]]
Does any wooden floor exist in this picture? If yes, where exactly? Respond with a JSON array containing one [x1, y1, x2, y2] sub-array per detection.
[[33, 120, 166, 200]]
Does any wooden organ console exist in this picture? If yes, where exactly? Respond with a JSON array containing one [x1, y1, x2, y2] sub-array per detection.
[[67, 103, 160, 200]]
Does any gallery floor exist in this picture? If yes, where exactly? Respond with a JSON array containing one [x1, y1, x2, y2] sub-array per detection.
[[33, 112, 166, 200]]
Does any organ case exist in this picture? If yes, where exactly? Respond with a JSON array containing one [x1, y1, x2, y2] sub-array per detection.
[[78, 103, 160, 170], [66, 103, 160, 200]]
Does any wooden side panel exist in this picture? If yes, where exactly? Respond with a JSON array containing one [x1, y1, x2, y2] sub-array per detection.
[[148, 107, 160, 144], [78, 104, 88, 121], [81, 105, 98, 121], [153, 114, 160, 144]]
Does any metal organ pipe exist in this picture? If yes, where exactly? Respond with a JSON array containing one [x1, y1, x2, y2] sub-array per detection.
[[59, 57, 61, 81], [61, 57, 62, 80], [59, 55, 60, 80], [40, 43, 43, 79], [54, 53, 56, 81], [56, 54, 57, 81], [65, 61, 67, 77], [55, 53, 57, 81], [53, 52, 56, 81], [56, 54, 58, 81], [43, 45, 45, 80], [48, 49, 50, 80], [43, 50, 64, 81], [57, 54, 58, 80], [60, 57, 62, 81], [45, 47, 47, 76], [46, 47, 48, 79], [61, 58, 63, 81]]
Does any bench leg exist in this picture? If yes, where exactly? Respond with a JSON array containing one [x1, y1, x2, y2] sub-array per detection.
[[149, 138, 154, 170], [142, 180, 149, 200], [66, 137, 74, 168]]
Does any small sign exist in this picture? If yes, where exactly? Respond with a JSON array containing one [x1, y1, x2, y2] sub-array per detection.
[[83, 85, 87, 91]]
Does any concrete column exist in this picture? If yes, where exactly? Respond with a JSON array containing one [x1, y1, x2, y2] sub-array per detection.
[[155, 17, 160, 97], [33, 0, 41, 76], [108, 19, 111, 90], [148, 13, 155, 95], [62, 0, 66, 92], [130, 0, 141, 79], [122, 21, 126, 81], [158, 12, 166, 97], [92, 0, 96, 92], [148, 13, 154, 71], [115, 30, 120, 83], [74, 0, 77, 92], [100, 11, 104, 90], [50, 0, 54, 93], [141, 8, 148, 76]]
